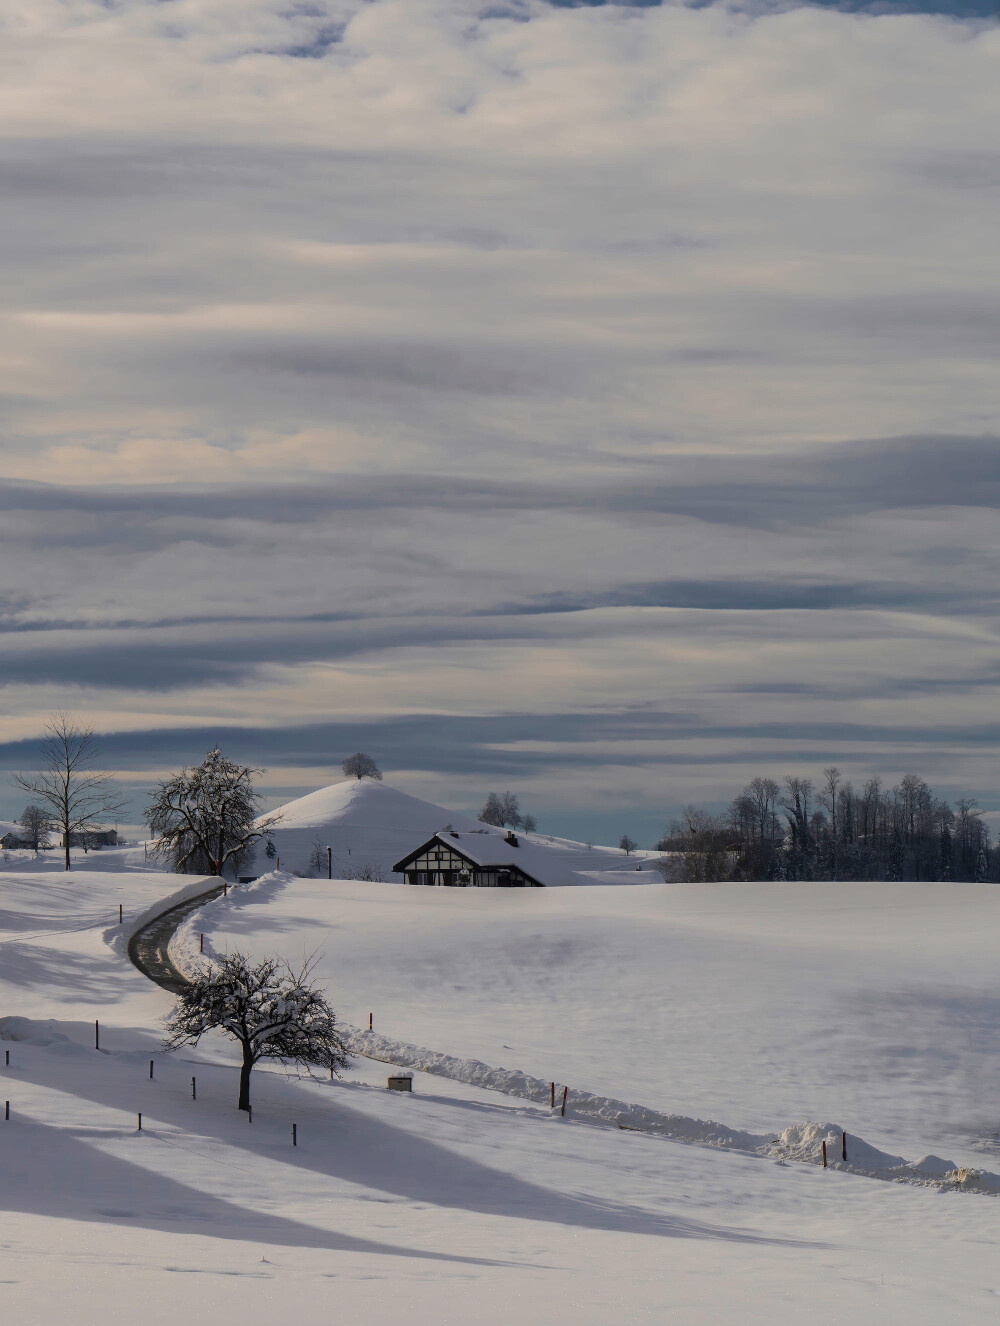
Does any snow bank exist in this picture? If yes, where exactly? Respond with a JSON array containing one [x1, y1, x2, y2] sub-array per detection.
[[105, 873, 220, 959], [0, 1015, 80, 1050]]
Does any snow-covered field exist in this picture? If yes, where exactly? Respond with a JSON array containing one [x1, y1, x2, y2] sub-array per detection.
[[3, 794, 1000, 1321]]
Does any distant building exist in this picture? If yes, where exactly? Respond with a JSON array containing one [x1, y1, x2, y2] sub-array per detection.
[[393, 829, 545, 887], [66, 829, 119, 848]]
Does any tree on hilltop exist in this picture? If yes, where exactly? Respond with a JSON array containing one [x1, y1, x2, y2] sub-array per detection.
[[164, 951, 349, 1111], [342, 752, 382, 781], [479, 790, 523, 828], [145, 747, 281, 876], [14, 713, 127, 871]]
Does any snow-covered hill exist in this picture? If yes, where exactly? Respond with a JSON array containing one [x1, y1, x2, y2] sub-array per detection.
[[249, 778, 657, 885]]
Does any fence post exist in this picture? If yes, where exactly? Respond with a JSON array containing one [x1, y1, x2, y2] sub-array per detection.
[[4, 1101, 8, 1121], [369, 1013, 373, 1031], [119, 903, 123, 925], [561, 1086, 568, 1117], [95, 1020, 100, 1051], [137, 1113, 142, 1132], [200, 933, 204, 953], [191, 1077, 196, 1100], [822, 1140, 827, 1168], [550, 1082, 555, 1108], [292, 1123, 297, 1147], [149, 1060, 154, 1080], [4, 1050, 8, 1067], [842, 1131, 847, 1162]]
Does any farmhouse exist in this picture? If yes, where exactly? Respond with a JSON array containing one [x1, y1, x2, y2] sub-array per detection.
[[393, 829, 546, 887]]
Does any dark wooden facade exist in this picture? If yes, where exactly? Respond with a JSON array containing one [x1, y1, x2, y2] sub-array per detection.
[[393, 835, 543, 887]]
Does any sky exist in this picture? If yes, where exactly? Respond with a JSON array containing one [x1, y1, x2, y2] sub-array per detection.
[[2, 0, 1000, 845]]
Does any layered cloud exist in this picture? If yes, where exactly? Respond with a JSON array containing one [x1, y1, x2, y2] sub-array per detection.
[[1, 0, 999, 837]]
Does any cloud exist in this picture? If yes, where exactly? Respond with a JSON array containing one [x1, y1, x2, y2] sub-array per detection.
[[0, 0, 999, 834]]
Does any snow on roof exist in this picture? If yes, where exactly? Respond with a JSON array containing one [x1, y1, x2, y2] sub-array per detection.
[[403, 830, 658, 888]]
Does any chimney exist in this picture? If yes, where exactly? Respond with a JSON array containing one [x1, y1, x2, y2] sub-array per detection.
[[504, 830, 519, 847]]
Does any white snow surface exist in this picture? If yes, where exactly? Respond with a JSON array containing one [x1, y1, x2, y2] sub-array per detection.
[[249, 778, 657, 884], [3, 856, 1000, 1322]]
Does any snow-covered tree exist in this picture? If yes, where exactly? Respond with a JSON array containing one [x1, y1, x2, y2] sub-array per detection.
[[618, 834, 638, 855], [342, 752, 382, 780], [145, 747, 281, 877], [308, 839, 327, 876], [14, 713, 127, 871], [520, 813, 537, 833], [163, 951, 350, 1111]]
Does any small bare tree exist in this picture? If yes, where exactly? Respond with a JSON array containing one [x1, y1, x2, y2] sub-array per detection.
[[164, 951, 349, 1110], [14, 713, 127, 871], [18, 804, 52, 852], [342, 753, 382, 780], [619, 834, 638, 855], [145, 747, 281, 877]]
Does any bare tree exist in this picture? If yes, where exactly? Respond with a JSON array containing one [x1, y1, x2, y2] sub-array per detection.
[[18, 804, 52, 852], [145, 747, 281, 877], [341, 753, 382, 780], [163, 951, 349, 1111], [618, 834, 638, 855], [14, 713, 127, 871], [308, 839, 327, 876], [478, 790, 522, 828], [669, 807, 731, 882]]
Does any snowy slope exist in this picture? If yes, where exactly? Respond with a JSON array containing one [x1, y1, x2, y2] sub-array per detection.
[[3, 866, 1000, 1324], [250, 778, 648, 883], [197, 874, 1000, 1172]]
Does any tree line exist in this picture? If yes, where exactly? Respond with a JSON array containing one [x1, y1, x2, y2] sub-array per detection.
[[658, 768, 994, 883]]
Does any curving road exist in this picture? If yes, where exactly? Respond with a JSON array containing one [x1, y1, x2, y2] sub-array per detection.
[[127, 883, 225, 993]]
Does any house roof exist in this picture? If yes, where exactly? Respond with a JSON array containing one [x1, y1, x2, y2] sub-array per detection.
[[393, 829, 663, 888]]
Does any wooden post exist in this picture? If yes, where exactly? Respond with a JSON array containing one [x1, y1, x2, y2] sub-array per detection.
[[276, 857, 280, 870], [200, 932, 204, 953], [292, 1123, 297, 1147], [4, 1101, 8, 1121], [4, 1050, 8, 1067], [191, 1077, 196, 1100], [137, 1113, 142, 1132], [223, 882, 228, 897], [561, 1086, 568, 1117], [95, 1020, 100, 1051], [369, 1012, 373, 1031], [119, 903, 123, 924], [842, 1131, 847, 1162], [149, 1060, 154, 1080], [822, 1140, 827, 1168], [327, 846, 332, 880], [550, 1082, 555, 1107]]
